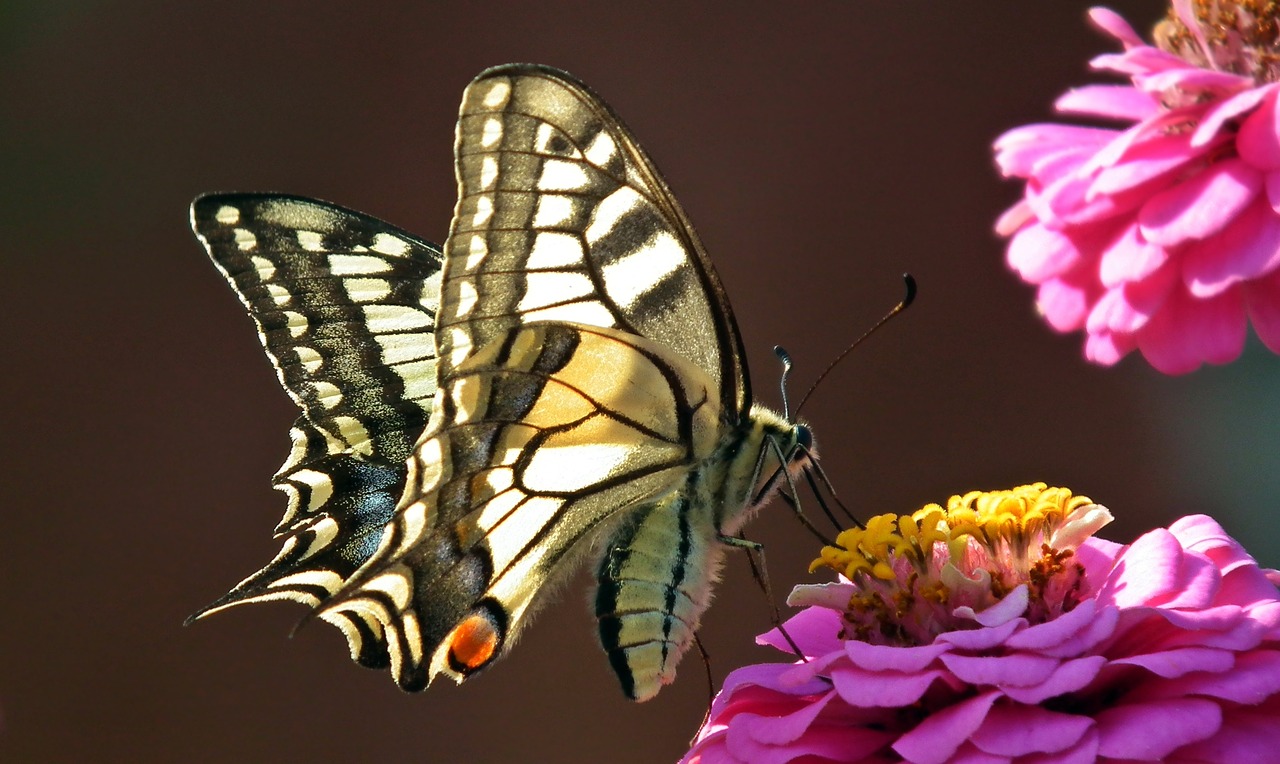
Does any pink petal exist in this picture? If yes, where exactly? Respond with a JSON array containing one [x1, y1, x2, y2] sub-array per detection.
[[1055, 85, 1158, 122], [994, 124, 1115, 178], [1095, 698, 1222, 759], [719, 663, 832, 699], [1099, 528, 1184, 607], [970, 704, 1094, 757], [1005, 599, 1099, 651], [1001, 656, 1108, 704], [1169, 515, 1253, 573], [1138, 159, 1263, 247], [1037, 275, 1094, 332], [1266, 171, 1280, 212], [1090, 132, 1209, 198], [1084, 330, 1136, 366], [893, 691, 1001, 764], [1018, 728, 1099, 764], [1087, 7, 1144, 47], [1087, 286, 1150, 333], [1007, 224, 1083, 283], [1245, 267, 1280, 352], [1111, 646, 1235, 678], [841, 640, 949, 673], [1163, 649, 1280, 703], [938, 618, 1023, 651], [1237, 89, 1280, 170], [1176, 703, 1280, 763], [1141, 67, 1253, 96], [1088, 257, 1178, 334], [1090, 49, 1191, 78], [1196, 84, 1278, 147], [1182, 200, 1280, 298], [1135, 285, 1247, 373], [731, 691, 831, 746], [758, 603, 844, 656], [941, 652, 1059, 688], [829, 664, 947, 708], [995, 201, 1033, 237]]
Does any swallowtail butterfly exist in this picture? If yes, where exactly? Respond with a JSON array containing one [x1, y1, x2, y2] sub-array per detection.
[[190, 63, 814, 702]]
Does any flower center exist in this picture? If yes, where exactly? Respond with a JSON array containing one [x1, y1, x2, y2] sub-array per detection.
[[1154, 0, 1280, 82], [803, 483, 1113, 646]]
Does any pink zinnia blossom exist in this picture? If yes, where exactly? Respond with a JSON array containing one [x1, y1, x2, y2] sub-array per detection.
[[994, 4, 1280, 373], [683, 484, 1280, 763]]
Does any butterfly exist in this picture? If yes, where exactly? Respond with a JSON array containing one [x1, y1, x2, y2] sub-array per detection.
[[190, 63, 815, 702]]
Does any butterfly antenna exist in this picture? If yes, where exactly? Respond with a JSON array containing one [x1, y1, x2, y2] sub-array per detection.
[[794, 274, 916, 418], [774, 346, 795, 421]]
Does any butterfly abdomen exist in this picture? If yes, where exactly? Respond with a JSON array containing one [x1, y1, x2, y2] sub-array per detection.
[[594, 493, 720, 702]]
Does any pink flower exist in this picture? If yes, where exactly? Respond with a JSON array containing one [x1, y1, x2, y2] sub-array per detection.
[[994, 4, 1280, 373], [683, 485, 1280, 763]]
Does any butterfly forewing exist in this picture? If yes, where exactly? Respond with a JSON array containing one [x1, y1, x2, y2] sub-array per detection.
[[441, 65, 751, 415], [190, 194, 443, 629]]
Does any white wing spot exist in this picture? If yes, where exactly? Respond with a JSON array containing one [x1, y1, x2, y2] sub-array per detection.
[[328, 254, 391, 275], [585, 187, 641, 245], [313, 381, 343, 409], [527, 232, 584, 269], [522, 442, 633, 492], [482, 80, 511, 108], [214, 205, 240, 225], [270, 570, 344, 595], [267, 284, 291, 307], [518, 271, 594, 311], [250, 255, 275, 280], [364, 572, 412, 610], [283, 310, 308, 338], [532, 194, 574, 228], [601, 231, 686, 309], [466, 234, 488, 270], [333, 415, 373, 454], [344, 278, 392, 303], [481, 117, 503, 148], [585, 131, 618, 166], [535, 123, 578, 157], [370, 233, 410, 257], [473, 195, 494, 227], [523, 301, 616, 326], [374, 333, 430, 365], [363, 304, 432, 333], [454, 280, 478, 318], [297, 230, 325, 252], [234, 228, 258, 251], [537, 159, 591, 192], [290, 468, 335, 511], [448, 327, 472, 367], [397, 358, 437, 401], [480, 156, 499, 190], [294, 345, 323, 373]]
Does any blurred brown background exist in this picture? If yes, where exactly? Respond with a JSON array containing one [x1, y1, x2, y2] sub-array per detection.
[[5, 1, 1279, 762]]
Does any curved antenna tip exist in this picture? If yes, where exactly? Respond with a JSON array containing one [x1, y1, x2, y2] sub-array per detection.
[[901, 274, 917, 307]]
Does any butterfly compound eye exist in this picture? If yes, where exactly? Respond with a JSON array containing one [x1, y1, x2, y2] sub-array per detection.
[[794, 424, 813, 457]]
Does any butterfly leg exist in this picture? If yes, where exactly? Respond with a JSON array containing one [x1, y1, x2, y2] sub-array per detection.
[[717, 532, 805, 660]]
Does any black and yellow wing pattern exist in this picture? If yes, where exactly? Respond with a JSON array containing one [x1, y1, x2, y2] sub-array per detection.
[[192, 64, 813, 701]]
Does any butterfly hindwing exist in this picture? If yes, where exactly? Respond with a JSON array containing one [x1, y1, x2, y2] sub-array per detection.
[[317, 321, 729, 689], [190, 194, 443, 642]]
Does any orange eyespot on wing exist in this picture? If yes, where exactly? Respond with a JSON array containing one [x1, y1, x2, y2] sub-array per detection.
[[446, 609, 503, 674]]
